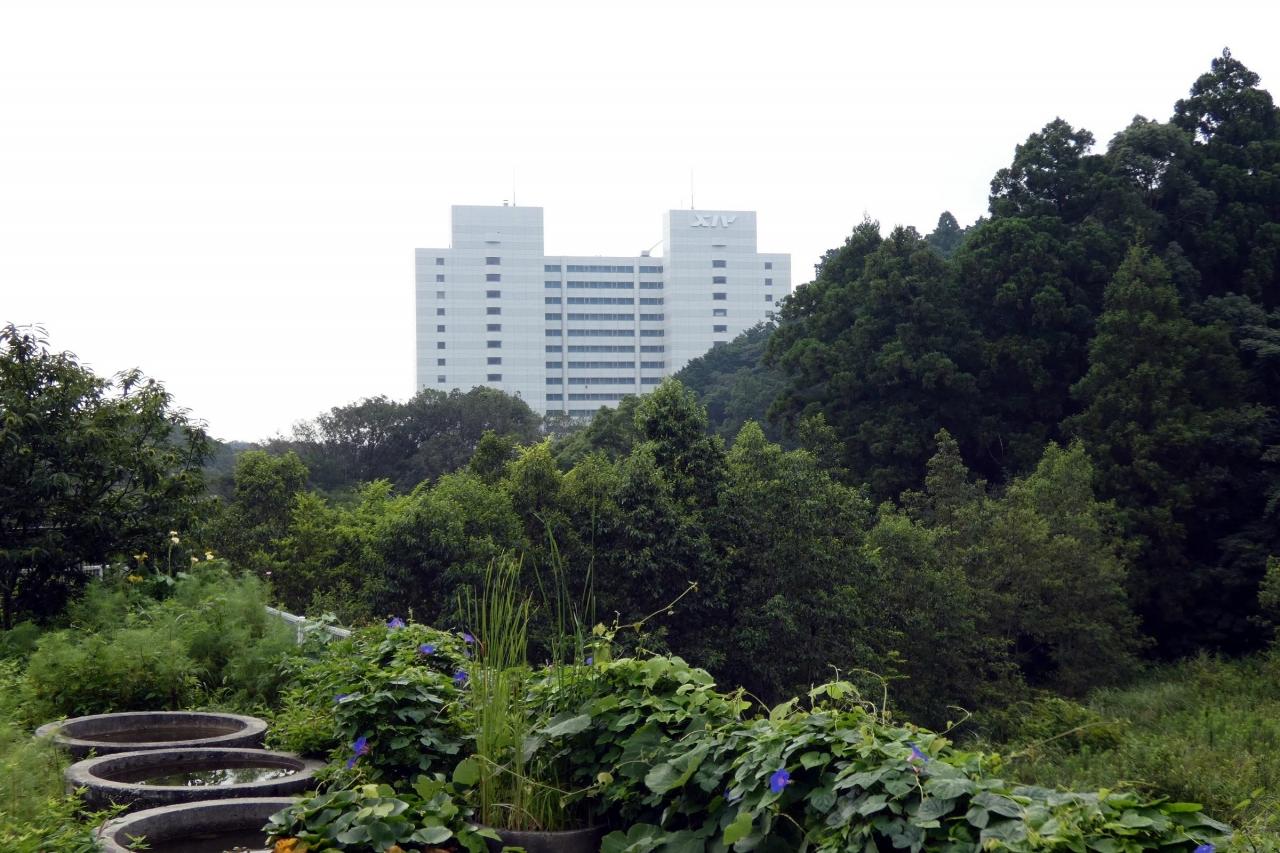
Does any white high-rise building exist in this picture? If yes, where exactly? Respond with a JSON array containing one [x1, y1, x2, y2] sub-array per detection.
[[415, 205, 789, 416]]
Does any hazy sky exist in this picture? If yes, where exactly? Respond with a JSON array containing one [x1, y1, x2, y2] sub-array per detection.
[[3, 0, 1277, 441]]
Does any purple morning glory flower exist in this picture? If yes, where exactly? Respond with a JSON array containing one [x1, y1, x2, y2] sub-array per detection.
[[461, 631, 475, 644], [585, 656, 594, 666], [453, 669, 468, 686], [387, 617, 405, 629], [769, 769, 791, 794], [1194, 846, 1215, 853], [908, 743, 928, 763], [334, 693, 349, 703], [418, 643, 436, 656], [346, 735, 369, 769]]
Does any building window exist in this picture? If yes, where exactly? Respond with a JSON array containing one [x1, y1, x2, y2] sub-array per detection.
[[545, 313, 562, 321], [436, 308, 445, 316], [713, 292, 727, 300], [488, 356, 502, 365], [546, 329, 562, 337], [546, 393, 563, 401], [567, 313, 634, 321], [545, 281, 562, 288], [640, 361, 665, 369], [712, 276, 727, 284], [437, 374, 447, 382], [486, 273, 501, 282], [436, 291, 446, 299], [436, 274, 445, 282], [437, 342, 446, 349], [545, 296, 561, 304], [485, 256, 501, 265], [546, 361, 562, 369], [639, 264, 663, 273], [437, 358, 446, 366], [640, 313, 664, 321], [712, 259, 726, 268], [639, 281, 664, 289], [487, 323, 502, 332], [765, 278, 773, 286], [639, 329, 664, 337], [765, 261, 773, 270], [487, 307, 501, 315], [436, 324, 446, 332], [486, 290, 501, 298], [435, 257, 445, 266], [487, 373, 502, 382], [713, 308, 727, 317], [641, 377, 661, 385], [640, 345, 665, 352], [547, 377, 562, 385], [487, 340, 502, 349], [713, 324, 728, 333], [566, 264, 634, 273], [639, 297, 663, 305], [546, 344, 562, 352], [544, 264, 561, 272], [766, 294, 774, 302]]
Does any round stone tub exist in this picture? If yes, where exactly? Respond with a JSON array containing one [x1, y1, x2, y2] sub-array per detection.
[[96, 796, 296, 853], [66, 747, 322, 811], [36, 711, 267, 758]]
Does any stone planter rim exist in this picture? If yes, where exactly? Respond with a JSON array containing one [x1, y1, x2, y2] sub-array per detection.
[[483, 823, 606, 853], [36, 710, 267, 757], [96, 795, 297, 853], [67, 747, 322, 811]]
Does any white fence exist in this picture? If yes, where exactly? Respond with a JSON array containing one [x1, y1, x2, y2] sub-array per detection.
[[264, 606, 351, 644]]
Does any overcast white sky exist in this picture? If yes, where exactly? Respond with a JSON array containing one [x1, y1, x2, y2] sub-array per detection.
[[2, 0, 1277, 441]]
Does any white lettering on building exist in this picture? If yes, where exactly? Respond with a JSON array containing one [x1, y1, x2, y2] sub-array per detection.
[[690, 214, 737, 228]]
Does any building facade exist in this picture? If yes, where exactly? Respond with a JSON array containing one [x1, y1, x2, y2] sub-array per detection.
[[415, 205, 789, 416]]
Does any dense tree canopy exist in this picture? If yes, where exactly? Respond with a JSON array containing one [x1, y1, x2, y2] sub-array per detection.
[[0, 325, 210, 628]]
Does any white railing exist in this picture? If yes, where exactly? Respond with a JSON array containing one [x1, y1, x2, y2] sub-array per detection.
[[265, 606, 351, 644]]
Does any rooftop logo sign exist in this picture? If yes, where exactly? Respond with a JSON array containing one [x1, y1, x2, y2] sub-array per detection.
[[691, 214, 737, 228]]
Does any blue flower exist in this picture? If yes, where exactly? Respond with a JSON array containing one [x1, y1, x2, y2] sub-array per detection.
[[334, 693, 349, 703], [1194, 846, 1215, 853], [418, 643, 436, 656], [585, 656, 594, 666], [453, 669, 469, 686], [387, 617, 406, 629], [461, 631, 475, 644], [769, 769, 791, 794], [908, 742, 928, 764], [346, 735, 369, 769]]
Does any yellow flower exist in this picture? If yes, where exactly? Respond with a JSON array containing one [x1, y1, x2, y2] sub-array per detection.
[[134, 552, 148, 562], [190, 555, 199, 564], [126, 574, 142, 583], [170, 535, 180, 544], [168, 530, 179, 537], [205, 551, 215, 560]]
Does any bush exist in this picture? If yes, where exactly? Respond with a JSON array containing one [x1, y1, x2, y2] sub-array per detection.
[[268, 622, 471, 779], [18, 567, 298, 724]]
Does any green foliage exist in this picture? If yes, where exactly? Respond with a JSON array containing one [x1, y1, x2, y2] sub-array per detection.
[[0, 324, 211, 629], [17, 567, 296, 723], [265, 779, 496, 853], [674, 323, 788, 444], [983, 653, 1280, 841], [273, 386, 542, 493], [0, 717, 119, 852], [269, 622, 470, 779]]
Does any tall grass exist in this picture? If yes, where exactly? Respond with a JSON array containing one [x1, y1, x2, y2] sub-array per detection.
[[982, 652, 1280, 841]]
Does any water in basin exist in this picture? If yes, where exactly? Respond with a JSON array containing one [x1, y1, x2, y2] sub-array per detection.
[[142, 827, 268, 852], [86, 725, 236, 744], [108, 760, 298, 786]]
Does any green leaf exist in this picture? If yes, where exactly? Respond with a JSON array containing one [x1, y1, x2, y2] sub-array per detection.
[[723, 810, 754, 845], [452, 757, 480, 786], [542, 712, 592, 737]]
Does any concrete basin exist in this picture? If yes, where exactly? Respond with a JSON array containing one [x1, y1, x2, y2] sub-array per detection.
[[67, 747, 321, 811], [37, 711, 267, 758], [96, 796, 297, 853]]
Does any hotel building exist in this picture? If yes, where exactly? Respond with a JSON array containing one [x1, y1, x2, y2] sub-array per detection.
[[415, 205, 789, 416]]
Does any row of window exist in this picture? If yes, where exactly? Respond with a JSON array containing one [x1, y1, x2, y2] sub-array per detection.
[[567, 264, 633, 273], [543, 344, 665, 353], [567, 296, 633, 305]]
